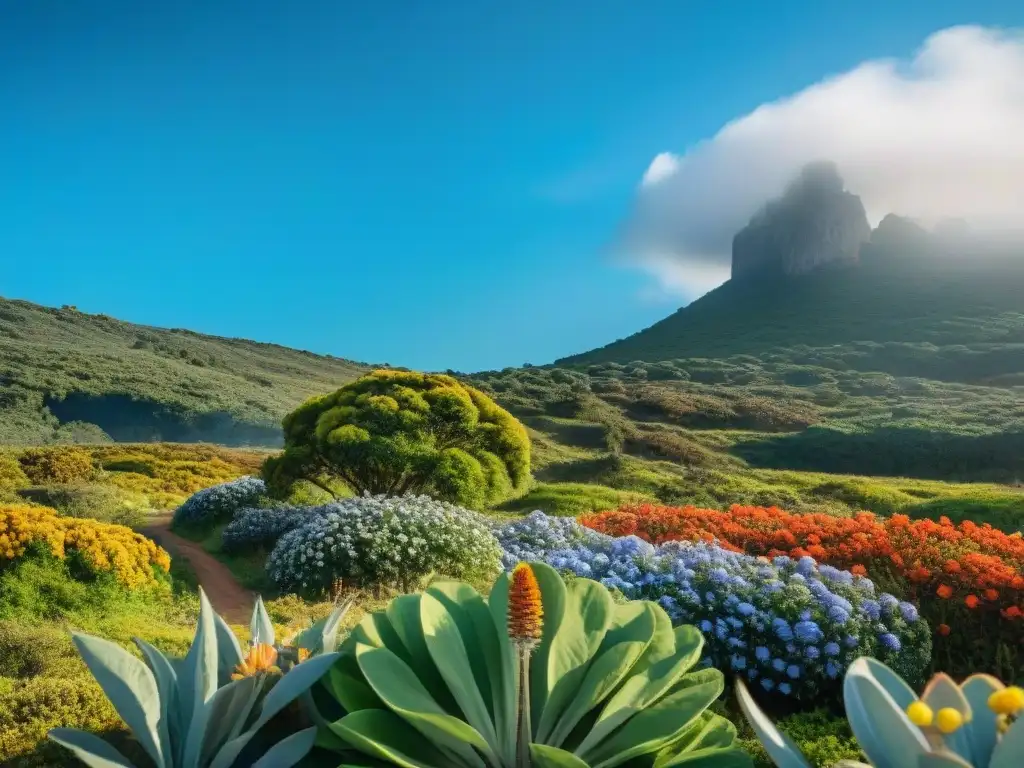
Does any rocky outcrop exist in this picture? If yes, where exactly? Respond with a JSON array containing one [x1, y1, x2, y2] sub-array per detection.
[[731, 161, 871, 279]]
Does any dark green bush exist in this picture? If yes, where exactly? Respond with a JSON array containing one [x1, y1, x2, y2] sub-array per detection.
[[0, 622, 81, 679], [739, 710, 861, 767]]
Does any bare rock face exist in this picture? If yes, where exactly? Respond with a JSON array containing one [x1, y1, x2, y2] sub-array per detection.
[[731, 161, 871, 279]]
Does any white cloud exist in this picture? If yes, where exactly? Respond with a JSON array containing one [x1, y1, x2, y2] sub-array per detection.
[[621, 25, 1024, 298]]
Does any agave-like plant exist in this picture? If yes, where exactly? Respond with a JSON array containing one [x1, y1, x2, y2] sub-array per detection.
[[48, 589, 352, 768], [738, 656, 1024, 768], [310, 561, 752, 767]]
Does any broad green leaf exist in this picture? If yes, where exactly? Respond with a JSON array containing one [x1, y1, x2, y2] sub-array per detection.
[[961, 674, 1003, 767], [47, 729, 136, 768], [531, 743, 592, 768], [255, 652, 342, 728], [386, 593, 456, 712], [488, 569, 518, 764], [250, 727, 319, 768], [628, 607, 678, 677], [214, 611, 245, 687], [328, 709, 455, 768], [179, 588, 219, 737], [991, 713, 1024, 768], [320, 597, 356, 652], [584, 667, 724, 767], [548, 641, 648, 747], [860, 658, 918, 712], [420, 592, 499, 749], [843, 658, 929, 768], [529, 561, 570, 721], [355, 643, 493, 767], [250, 596, 275, 646], [536, 577, 614, 741], [71, 632, 165, 768], [576, 628, 705, 756], [193, 675, 261, 764], [599, 602, 656, 655], [134, 637, 179, 766], [658, 711, 737, 760], [426, 581, 500, 719], [326, 660, 385, 712]]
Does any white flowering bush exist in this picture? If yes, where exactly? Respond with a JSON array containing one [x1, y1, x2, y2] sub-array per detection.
[[171, 476, 267, 527], [221, 504, 312, 552], [266, 494, 503, 594]]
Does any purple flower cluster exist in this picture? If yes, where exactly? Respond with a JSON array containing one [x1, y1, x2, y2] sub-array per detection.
[[494, 512, 931, 701]]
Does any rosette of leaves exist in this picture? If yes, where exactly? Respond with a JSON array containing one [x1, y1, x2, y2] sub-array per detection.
[[738, 657, 1024, 768], [309, 561, 751, 767], [47, 589, 348, 768]]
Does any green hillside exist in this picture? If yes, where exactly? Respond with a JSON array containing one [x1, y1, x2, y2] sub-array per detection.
[[558, 246, 1024, 382], [0, 298, 369, 445]]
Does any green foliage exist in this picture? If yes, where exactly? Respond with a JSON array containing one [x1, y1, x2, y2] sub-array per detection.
[[0, 552, 149, 622], [311, 562, 751, 767], [0, 674, 129, 768], [17, 447, 94, 485], [497, 482, 655, 517], [0, 296, 368, 446], [738, 657, 1024, 768], [16, 483, 148, 528], [47, 589, 349, 768], [0, 455, 29, 492], [558, 251, 1024, 367], [0, 621, 83, 680], [264, 370, 531, 507], [738, 710, 861, 768]]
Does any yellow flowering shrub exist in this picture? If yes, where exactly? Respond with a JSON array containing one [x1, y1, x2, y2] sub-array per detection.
[[90, 444, 269, 509], [0, 504, 170, 590]]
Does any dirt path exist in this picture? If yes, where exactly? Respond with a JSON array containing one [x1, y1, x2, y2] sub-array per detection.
[[142, 516, 255, 624]]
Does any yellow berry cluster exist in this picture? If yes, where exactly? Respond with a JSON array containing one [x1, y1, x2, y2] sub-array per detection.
[[905, 685, 1024, 740], [905, 701, 965, 734], [0, 504, 170, 589]]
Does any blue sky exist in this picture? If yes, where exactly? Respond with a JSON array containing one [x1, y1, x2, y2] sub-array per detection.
[[2, 1, 1021, 372]]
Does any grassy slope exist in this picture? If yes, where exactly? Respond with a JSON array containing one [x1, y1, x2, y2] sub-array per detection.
[[557, 248, 1024, 370], [0, 297, 369, 445]]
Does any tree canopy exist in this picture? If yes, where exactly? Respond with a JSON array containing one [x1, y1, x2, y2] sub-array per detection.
[[262, 369, 531, 508]]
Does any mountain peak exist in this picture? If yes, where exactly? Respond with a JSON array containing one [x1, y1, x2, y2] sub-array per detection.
[[731, 161, 871, 280]]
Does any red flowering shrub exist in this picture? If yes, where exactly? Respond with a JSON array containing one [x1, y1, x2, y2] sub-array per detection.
[[580, 503, 1024, 680]]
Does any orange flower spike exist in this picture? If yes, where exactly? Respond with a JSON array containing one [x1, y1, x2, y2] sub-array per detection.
[[937, 584, 954, 599], [965, 595, 980, 609], [508, 563, 544, 648]]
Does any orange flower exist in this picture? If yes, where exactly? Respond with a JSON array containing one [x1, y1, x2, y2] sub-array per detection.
[[1003, 606, 1023, 620], [965, 595, 980, 609], [937, 584, 954, 599], [508, 563, 544, 647], [232, 644, 279, 680], [937, 624, 951, 636], [851, 564, 867, 577], [985, 589, 999, 601]]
